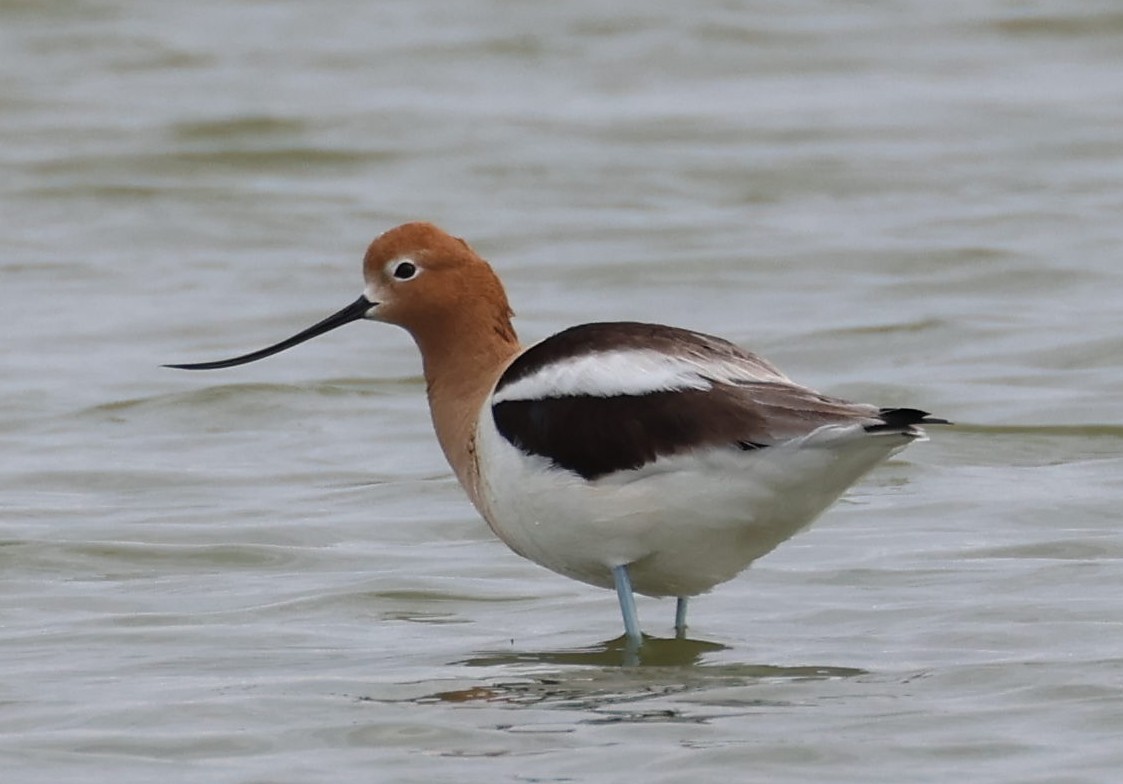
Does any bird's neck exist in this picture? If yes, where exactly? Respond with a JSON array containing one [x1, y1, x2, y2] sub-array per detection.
[[410, 310, 521, 507]]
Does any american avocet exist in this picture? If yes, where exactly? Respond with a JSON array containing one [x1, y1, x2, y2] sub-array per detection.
[[169, 222, 946, 645]]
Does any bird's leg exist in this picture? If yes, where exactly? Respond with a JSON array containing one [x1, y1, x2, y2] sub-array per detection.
[[674, 596, 688, 638], [612, 564, 642, 646]]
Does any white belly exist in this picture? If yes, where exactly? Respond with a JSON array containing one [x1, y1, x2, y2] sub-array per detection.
[[471, 406, 916, 598]]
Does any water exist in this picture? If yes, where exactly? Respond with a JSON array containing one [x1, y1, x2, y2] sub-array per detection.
[[3, 1, 1122, 782]]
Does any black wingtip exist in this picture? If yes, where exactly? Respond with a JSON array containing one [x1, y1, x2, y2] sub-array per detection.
[[866, 407, 952, 433]]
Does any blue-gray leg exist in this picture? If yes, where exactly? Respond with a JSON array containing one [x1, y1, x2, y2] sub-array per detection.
[[612, 564, 642, 646], [674, 596, 688, 638]]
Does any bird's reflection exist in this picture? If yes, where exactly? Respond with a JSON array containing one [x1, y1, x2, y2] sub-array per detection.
[[424, 634, 868, 714], [459, 634, 727, 668]]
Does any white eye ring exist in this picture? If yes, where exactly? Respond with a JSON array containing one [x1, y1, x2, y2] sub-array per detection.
[[389, 259, 420, 281]]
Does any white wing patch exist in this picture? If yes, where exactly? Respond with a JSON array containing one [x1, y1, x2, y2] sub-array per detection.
[[492, 348, 786, 403]]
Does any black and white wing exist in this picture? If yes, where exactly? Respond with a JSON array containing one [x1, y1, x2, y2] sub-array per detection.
[[490, 322, 943, 480]]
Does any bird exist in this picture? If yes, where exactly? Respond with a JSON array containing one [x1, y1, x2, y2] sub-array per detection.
[[167, 221, 946, 646]]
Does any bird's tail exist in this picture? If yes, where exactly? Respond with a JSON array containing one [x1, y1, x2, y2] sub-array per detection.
[[865, 408, 951, 436]]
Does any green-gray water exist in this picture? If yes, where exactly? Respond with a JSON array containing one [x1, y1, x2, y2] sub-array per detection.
[[3, 2, 1122, 782]]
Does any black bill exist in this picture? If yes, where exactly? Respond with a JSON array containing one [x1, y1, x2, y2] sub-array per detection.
[[165, 295, 374, 370]]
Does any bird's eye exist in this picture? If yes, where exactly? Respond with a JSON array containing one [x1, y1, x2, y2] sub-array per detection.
[[391, 260, 419, 280]]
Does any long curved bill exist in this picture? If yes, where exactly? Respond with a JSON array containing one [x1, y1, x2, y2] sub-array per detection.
[[165, 295, 374, 370]]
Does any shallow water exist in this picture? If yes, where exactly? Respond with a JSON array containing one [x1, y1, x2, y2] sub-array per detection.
[[3, 1, 1123, 782]]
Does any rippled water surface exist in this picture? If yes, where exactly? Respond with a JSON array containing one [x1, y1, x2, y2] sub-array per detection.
[[3, 2, 1123, 782]]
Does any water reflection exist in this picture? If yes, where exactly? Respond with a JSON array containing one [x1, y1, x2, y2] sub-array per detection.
[[419, 635, 868, 722], [459, 634, 728, 668]]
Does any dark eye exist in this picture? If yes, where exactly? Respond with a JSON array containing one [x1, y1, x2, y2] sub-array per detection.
[[392, 260, 418, 280]]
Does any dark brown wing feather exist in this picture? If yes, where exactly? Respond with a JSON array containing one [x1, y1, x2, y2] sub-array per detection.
[[491, 322, 944, 480]]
